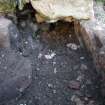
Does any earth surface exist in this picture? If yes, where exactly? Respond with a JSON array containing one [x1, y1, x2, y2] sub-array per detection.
[[0, 5, 104, 105]]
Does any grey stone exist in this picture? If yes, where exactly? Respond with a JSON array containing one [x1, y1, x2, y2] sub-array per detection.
[[74, 20, 105, 97], [87, 100, 95, 105], [0, 17, 20, 48], [80, 64, 88, 70], [71, 95, 84, 105], [74, 20, 105, 70], [0, 49, 32, 102]]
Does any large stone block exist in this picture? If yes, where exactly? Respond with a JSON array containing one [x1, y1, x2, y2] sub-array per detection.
[[30, 0, 94, 22]]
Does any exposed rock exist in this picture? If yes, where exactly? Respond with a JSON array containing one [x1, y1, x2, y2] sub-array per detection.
[[0, 49, 32, 102], [0, 17, 11, 47], [74, 20, 105, 96], [0, 17, 20, 48], [30, 0, 94, 22], [74, 20, 105, 70]]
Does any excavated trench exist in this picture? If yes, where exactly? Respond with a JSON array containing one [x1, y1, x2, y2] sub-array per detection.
[[0, 3, 104, 105]]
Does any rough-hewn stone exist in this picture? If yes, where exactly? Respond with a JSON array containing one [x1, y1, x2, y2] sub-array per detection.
[[30, 0, 94, 22]]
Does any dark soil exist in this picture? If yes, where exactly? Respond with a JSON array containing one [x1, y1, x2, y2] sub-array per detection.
[[0, 12, 103, 105]]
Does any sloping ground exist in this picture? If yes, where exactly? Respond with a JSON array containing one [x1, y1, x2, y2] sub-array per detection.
[[0, 17, 103, 105]]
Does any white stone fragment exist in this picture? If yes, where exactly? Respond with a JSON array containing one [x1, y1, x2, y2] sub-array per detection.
[[80, 56, 85, 60], [20, 104, 27, 105], [45, 52, 56, 60], [54, 68, 57, 74], [71, 95, 84, 105], [53, 89, 56, 94], [38, 53, 43, 59], [53, 61, 56, 65], [48, 83, 53, 88], [1, 54, 5, 58], [67, 43, 78, 50]]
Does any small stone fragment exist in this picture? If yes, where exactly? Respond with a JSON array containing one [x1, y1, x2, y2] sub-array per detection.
[[38, 53, 43, 59], [76, 75, 84, 82], [53, 61, 56, 65], [80, 64, 88, 70], [68, 80, 81, 90], [30, 0, 94, 22], [66, 43, 78, 50], [53, 90, 56, 94], [54, 68, 57, 74], [45, 52, 56, 60], [20, 21, 26, 28], [80, 57, 85, 60], [71, 95, 84, 105], [84, 97, 88, 101], [87, 100, 95, 105], [35, 14, 45, 23], [47, 83, 53, 88], [20, 104, 27, 105]]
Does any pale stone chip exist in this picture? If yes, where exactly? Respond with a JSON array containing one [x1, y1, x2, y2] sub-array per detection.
[[45, 52, 56, 60]]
